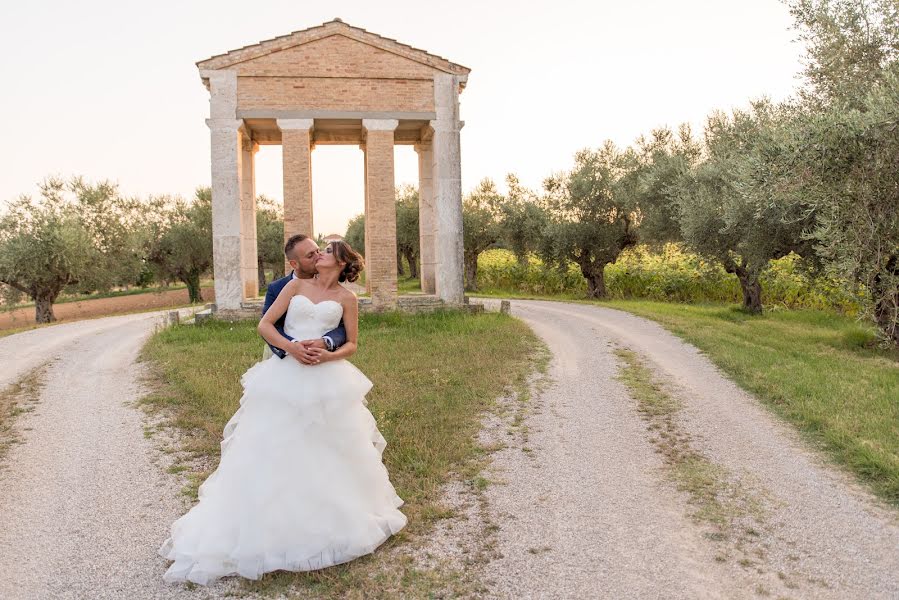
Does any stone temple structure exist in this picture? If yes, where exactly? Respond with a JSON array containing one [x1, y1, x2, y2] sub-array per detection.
[[197, 19, 470, 312]]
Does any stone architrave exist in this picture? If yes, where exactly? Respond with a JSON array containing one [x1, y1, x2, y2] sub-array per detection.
[[198, 20, 470, 312], [415, 143, 436, 294], [362, 119, 399, 309]]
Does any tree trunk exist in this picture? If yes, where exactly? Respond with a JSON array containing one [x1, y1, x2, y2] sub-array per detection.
[[34, 293, 57, 324], [735, 268, 762, 313], [258, 258, 266, 290], [464, 254, 479, 291], [872, 255, 899, 345], [585, 267, 607, 299], [404, 250, 419, 279], [397, 251, 406, 277], [184, 272, 204, 304], [516, 252, 529, 267]]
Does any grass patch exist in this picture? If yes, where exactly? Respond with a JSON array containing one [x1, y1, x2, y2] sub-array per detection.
[[605, 300, 899, 507], [0, 366, 46, 463], [141, 309, 539, 598]]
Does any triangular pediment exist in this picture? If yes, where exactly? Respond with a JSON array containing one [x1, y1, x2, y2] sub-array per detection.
[[197, 19, 470, 81]]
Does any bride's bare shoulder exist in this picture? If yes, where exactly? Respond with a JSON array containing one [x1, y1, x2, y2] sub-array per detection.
[[336, 287, 358, 306]]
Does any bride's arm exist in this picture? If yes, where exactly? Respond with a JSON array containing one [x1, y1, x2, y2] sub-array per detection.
[[258, 279, 301, 351], [315, 295, 358, 362]]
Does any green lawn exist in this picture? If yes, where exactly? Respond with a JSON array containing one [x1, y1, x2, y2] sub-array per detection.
[[141, 309, 540, 597]]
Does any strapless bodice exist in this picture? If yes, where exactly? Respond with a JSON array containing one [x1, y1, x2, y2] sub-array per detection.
[[283, 294, 343, 340]]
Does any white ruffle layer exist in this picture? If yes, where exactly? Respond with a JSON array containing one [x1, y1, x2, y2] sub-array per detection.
[[159, 355, 407, 585]]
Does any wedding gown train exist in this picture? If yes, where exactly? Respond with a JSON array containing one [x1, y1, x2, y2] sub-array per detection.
[[159, 294, 407, 585]]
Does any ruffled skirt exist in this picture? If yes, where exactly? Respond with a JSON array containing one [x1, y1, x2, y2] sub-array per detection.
[[159, 355, 407, 585]]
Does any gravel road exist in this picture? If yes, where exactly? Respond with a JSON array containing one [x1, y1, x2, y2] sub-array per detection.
[[2, 302, 896, 599], [0, 312, 220, 600], [479, 299, 899, 599]]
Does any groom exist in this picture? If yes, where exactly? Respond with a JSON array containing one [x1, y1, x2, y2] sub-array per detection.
[[261, 234, 347, 364]]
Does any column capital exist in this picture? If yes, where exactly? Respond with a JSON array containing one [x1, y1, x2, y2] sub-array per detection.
[[276, 118, 314, 131], [241, 135, 259, 153], [429, 119, 463, 133], [413, 142, 432, 154], [206, 118, 244, 132], [362, 119, 399, 132]]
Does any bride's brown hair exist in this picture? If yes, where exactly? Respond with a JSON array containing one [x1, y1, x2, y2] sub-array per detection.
[[329, 240, 364, 283]]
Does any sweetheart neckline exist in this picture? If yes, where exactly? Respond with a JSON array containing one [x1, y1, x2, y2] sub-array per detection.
[[290, 293, 341, 308]]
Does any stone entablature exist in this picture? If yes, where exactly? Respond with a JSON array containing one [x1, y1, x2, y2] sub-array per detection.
[[198, 19, 468, 311]]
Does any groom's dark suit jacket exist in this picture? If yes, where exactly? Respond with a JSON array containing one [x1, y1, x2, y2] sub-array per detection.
[[261, 273, 347, 359]]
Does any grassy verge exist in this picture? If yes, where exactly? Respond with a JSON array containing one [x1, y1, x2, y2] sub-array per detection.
[[476, 290, 898, 507], [603, 300, 899, 507], [141, 310, 539, 597], [0, 366, 46, 464]]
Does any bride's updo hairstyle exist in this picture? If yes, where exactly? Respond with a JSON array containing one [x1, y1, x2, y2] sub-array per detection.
[[329, 240, 364, 283]]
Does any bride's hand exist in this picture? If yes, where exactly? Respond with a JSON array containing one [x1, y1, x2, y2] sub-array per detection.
[[306, 347, 331, 364]]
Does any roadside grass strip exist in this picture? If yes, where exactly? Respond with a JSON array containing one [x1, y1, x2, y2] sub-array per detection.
[[614, 349, 777, 571], [0, 366, 47, 465]]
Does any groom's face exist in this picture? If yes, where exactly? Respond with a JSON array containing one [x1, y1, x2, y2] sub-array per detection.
[[289, 238, 321, 278]]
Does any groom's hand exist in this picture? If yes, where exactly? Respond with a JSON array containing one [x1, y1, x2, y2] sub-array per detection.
[[298, 338, 326, 350]]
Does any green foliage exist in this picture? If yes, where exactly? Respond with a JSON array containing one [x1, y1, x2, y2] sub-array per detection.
[[785, 71, 899, 342], [494, 174, 547, 265], [255, 195, 285, 286], [462, 179, 504, 291], [632, 125, 701, 245], [476, 248, 860, 312], [344, 213, 365, 257], [395, 185, 420, 279], [670, 101, 817, 313], [541, 142, 639, 298], [0, 177, 144, 323], [788, 0, 899, 106], [145, 188, 212, 303]]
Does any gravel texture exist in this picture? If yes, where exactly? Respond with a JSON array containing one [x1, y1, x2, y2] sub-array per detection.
[[0, 312, 227, 600], [476, 299, 899, 599]]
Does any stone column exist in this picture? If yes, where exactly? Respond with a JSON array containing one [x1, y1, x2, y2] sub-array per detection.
[[203, 69, 244, 311], [362, 119, 399, 310], [414, 143, 437, 294], [431, 73, 465, 304], [277, 118, 314, 271], [361, 144, 372, 295], [240, 134, 259, 299]]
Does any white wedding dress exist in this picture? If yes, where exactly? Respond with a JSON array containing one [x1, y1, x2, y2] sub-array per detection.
[[159, 294, 407, 585]]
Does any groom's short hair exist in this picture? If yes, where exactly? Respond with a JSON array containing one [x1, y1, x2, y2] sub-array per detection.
[[284, 234, 310, 260]]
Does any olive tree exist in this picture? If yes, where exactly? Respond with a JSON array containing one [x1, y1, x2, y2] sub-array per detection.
[[462, 179, 503, 291], [145, 188, 213, 303], [540, 143, 639, 298], [395, 185, 420, 279], [671, 102, 817, 313], [255, 195, 285, 288], [784, 76, 899, 342], [496, 174, 547, 266], [0, 177, 142, 323], [344, 214, 365, 257]]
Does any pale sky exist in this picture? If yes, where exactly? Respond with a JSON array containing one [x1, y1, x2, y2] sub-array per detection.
[[0, 0, 805, 237]]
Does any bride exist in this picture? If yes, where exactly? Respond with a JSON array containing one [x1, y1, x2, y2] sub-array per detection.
[[159, 240, 407, 585]]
